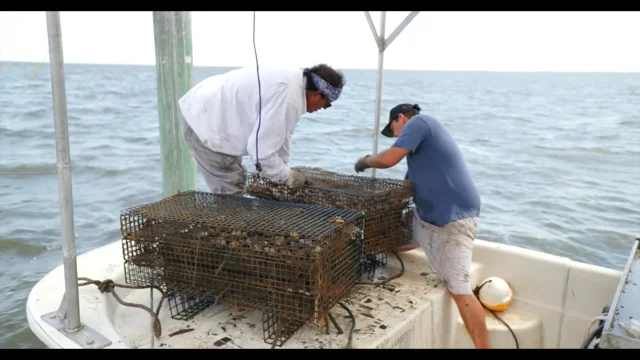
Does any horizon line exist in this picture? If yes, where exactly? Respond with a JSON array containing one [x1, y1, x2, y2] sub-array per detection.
[[1, 60, 639, 75]]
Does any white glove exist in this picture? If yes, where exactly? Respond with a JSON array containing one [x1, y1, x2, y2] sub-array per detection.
[[285, 169, 308, 189]]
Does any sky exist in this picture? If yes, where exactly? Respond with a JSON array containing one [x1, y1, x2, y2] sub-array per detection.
[[1, 11, 639, 72]]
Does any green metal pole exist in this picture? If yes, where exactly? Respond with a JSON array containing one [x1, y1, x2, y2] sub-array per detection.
[[152, 11, 197, 198]]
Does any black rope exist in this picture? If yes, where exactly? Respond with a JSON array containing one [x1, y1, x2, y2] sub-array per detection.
[[581, 305, 609, 349], [581, 324, 604, 349], [473, 279, 519, 349], [338, 302, 356, 349]]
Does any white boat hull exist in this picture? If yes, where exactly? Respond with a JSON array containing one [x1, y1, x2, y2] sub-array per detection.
[[26, 238, 621, 349]]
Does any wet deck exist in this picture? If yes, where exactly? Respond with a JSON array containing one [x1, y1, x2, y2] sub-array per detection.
[[28, 240, 448, 349], [115, 249, 446, 349]]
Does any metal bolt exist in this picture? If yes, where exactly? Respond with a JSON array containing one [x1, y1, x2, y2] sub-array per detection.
[[86, 339, 94, 345]]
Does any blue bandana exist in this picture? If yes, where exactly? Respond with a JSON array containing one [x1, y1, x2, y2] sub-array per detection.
[[304, 68, 342, 102]]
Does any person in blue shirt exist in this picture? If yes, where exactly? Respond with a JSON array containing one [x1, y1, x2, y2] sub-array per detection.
[[354, 103, 489, 349]]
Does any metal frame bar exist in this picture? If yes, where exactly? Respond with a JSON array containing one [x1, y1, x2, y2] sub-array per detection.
[[384, 11, 420, 51], [364, 12, 381, 45], [370, 11, 386, 178], [599, 235, 640, 349], [45, 10, 81, 334], [42, 11, 112, 349], [363, 11, 420, 178]]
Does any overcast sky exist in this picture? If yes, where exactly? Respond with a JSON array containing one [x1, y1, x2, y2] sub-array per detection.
[[1, 11, 639, 72]]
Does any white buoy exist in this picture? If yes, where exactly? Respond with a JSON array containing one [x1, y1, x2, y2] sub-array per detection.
[[477, 277, 513, 312]]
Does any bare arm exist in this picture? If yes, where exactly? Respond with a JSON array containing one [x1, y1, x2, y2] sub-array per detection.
[[364, 147, 411, 169]]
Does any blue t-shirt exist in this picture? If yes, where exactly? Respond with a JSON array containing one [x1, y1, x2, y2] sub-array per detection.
[[393, 114, 481, 227]]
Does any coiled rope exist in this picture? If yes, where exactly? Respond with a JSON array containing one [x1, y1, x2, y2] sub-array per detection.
[[77, 277, 166, 338]]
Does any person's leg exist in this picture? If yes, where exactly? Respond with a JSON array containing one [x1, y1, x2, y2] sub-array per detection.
[[450, 292, 489, 348], [440, 217, 489, 348], [180, 115, 245, 195], [414, 215, 490, 349], [196, 152, 245, 195]]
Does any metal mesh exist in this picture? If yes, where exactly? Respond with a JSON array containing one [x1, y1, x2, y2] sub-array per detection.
[[123, 262, 165, 289], [120, 190, 364, 346], [263, 309, 305, 347], [166, 290, 216, 321], [363, 251, 388, 279], [245, 166, 414, 266]]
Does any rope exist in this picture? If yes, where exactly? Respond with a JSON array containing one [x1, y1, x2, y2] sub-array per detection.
[[581, 324, 604, 349], [77, 277, 167, 338], [338, 302, 356, 349], [581, 306, 609, 349], [473, 279, 519, 349], [584, 314, 608, 340]]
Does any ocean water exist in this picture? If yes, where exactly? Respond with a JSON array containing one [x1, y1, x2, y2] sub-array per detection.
[[1, 61, 639, 348]]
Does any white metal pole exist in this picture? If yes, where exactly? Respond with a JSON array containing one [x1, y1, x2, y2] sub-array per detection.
[[364, 11, 419, 178], [45, 11, 82, 333], [383, 11, 420, 51], [371, 12, 386, 178], [150, 285, 154, 348]]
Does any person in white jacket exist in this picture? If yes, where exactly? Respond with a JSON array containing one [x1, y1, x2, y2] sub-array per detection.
[[178, 64, 346, 195]]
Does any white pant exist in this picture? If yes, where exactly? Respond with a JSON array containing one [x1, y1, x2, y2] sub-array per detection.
[[407, 212, 479, 295], [180, 115, 247, 195]]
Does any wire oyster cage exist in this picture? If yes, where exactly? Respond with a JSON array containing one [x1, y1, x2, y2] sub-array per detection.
[[245, 166, 414, 274], [120, 190, 365, 347]]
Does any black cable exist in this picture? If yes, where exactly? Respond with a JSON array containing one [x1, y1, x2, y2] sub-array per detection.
[[252, 11, 263, 173], [338, 302, 356, 349], [473, 280, 519, 349], [486, 307, 519, 349], [581, 323, 604, 349]]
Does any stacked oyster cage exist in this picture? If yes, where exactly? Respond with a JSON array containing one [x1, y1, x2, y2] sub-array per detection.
[[120, 190, 365, 347], [245, 166, 415, 276]]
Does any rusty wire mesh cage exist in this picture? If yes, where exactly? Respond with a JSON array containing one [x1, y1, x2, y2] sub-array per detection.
[[120, 190, 365, 347], [122, 224, 167, 291], [245, 166, 414, 271], [123, 261, 165, 289], [166, 287, 217, 321]]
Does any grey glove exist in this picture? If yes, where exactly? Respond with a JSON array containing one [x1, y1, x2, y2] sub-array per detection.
[[286, 169, 309, 189], [355, 155, 371, 173]]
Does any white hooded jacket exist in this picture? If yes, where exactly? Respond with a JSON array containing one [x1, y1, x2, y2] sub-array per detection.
[[178, 67, 307, 184]]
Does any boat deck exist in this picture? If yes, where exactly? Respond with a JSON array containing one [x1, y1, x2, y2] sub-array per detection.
[[114, 252, 444, 349], [28, 237, 624, 349], [27, 240, 456, 349]]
